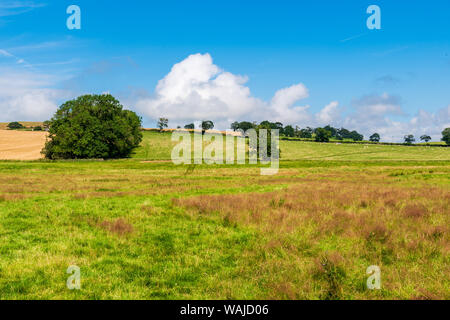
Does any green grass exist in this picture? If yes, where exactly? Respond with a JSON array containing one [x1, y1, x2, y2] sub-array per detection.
[[133, 131, 449, 161], [0, 132, 449, 299]]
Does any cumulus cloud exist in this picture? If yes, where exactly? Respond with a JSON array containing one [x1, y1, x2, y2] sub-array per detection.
[[0, 68, 69, 121], [135, 53, 317, 128], [316, 101, 340, 125], [343, 94, 449, 142], [135, 53, 449, 141]]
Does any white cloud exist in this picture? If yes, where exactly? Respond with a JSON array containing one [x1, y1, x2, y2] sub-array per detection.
[[135, 53, 449, 141], [135, 53, 313, 128], [316, 101, 340, 125], [342, 94, 449, 142], [0, 69, 70, 121]]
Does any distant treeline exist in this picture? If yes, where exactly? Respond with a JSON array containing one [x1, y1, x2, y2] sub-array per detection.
[[231, 121, 364, 142]]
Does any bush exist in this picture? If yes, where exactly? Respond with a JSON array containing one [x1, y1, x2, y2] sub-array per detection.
[[33, 126, 43, 131], [7, 122, 24, 130], [42, 94, 143, 159], [442, 128, 450, 145]]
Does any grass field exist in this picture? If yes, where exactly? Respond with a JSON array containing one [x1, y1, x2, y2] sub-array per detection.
[[0, 131, 449, 299]]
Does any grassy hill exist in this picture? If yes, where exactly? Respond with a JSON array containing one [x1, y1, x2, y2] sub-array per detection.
[[133, 131, 450, 161]]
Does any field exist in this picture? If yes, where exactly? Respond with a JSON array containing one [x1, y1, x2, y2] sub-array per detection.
[[0, 130, 47, 161], [0, 131, 449, 299]]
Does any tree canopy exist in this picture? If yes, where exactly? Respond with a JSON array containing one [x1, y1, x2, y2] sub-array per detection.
[[442, 128, 450, 145], [42, 94, 142, 159]]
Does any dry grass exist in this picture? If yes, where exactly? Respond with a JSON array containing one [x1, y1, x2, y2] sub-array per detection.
[[174, 173, 450, 299], [98, 218, 134, 236]]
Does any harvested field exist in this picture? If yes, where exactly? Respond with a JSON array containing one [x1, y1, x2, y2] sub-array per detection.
[[0, 130, 47, 160]]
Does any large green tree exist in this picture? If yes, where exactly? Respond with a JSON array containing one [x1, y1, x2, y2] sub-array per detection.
[[442, 128, 450, 145], [42, 94, 142, 159]]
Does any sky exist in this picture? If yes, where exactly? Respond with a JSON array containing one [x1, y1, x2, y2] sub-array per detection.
[[0, 0, 449, 142]]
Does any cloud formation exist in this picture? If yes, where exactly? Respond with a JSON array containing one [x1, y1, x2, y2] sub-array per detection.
[[0, 68, 69, 121], [135, 53, 316, 128]]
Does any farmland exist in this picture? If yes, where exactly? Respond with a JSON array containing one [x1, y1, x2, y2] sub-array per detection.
[[0, 131, 449, 299]]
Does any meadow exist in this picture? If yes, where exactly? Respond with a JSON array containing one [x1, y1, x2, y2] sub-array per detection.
[[0, 131, 448, 299]]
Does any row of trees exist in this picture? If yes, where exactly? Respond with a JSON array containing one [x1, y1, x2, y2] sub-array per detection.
[[230, 121, 364, 142], [158, 118, 215, 134]]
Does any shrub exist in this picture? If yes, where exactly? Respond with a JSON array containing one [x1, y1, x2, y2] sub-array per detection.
[[33, 126, 43, 131], [7, 122, 24, 130], [42, 94, 142, 159]]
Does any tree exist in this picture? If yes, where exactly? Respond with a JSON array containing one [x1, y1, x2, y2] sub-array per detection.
[[337, 128, 351, 140], [7, 122, 24, 130], [231, 121, 239, 131], [369, 133, 380, 142], [255, 122, 280, 159], [43, 120, 51, 131], [283, 125, 295, 137], [157, 118, 168, 132], [33, 126, 43, 131], [324, 125, 338, 138], [442, 128, 450, 145], [420, 135, 431, 143], [237, 121, 254, 132], [298, 127, 313, 139], [200, 120, 214, 134], [42, 94, 142, 159], [404, 134, 415, 144], [184, 123, 195, 130], [315, 127, 332, 142], [350, 130, 364, 141]]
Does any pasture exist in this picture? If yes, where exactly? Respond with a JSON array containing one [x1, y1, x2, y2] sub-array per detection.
[[0, 131, 448, 299]]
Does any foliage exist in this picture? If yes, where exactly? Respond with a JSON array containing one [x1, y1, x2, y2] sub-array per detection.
[[200, 120, 214, 134], [42, 94, 142, 159], [157, 118, 168, 131], [420, 135, 431, 143], [441, 128, 450, 145], [369, 133, 381, 142], [184, 123, 195, 130], [404, 134, 415, 144], [297, 127, 313, 139], [231, 121, 254, 132], [315, 127, 332, 142], [33, 126, 43, 131], [283, 125, 295, 137], [7, 122, 24, 130]]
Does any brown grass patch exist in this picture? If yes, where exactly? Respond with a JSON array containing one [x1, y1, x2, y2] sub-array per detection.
[[402, 204, 428, 218], [98, 218, 134, 236]]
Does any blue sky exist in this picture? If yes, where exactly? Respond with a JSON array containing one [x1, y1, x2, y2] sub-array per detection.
[[0, 0, 449, 141]]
